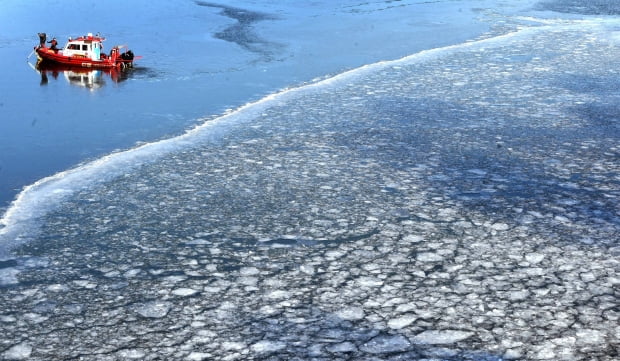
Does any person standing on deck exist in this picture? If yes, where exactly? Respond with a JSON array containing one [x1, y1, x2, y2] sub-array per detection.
[[48, 37, 58, 52], [38, 33, 46, 48]]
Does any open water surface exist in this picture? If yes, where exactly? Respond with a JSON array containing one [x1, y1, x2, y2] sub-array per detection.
[[0, 0, 619, 360]]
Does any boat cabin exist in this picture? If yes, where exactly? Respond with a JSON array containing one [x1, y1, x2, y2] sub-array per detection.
[[62, 33, 105, 61]]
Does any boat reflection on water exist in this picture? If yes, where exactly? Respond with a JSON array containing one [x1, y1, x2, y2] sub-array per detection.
[[33, 61, 132, 90]]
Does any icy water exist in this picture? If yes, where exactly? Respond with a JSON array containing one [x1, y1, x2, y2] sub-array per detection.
[[1, 1, 620, 360]]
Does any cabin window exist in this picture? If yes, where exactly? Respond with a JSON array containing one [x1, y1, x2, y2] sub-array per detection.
[[82, 44, 88, 51], [68, 44, 80, 50]]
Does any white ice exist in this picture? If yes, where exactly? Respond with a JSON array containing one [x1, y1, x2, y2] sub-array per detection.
[[412, 330, 475, 345], [0, 267, 19, 286], [335, 306, 365, 321], [360, 334, 411, 354], [134, 301, 172, 318], [2, 343, 32, 360]]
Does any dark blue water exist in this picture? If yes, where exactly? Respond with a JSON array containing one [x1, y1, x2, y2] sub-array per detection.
[[1, 1, 619, 360]]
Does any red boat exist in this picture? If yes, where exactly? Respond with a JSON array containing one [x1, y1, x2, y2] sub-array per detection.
[[34, 32, 138, 69]]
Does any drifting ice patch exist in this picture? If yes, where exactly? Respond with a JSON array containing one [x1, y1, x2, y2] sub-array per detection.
[[299, 263, 315, 275], [575, 329, 605, 345], [326, 341, 358, 353], [412, 330, 474, 345], [360, 334, 411, 354], [116, 349, 146, 359], [416, 251, 444, 262], [335, 306, 365, 321], [388, 314, 417, 329], [134, 300, 173, 318], [171, 288, 199, 297], [403, 234, 424, 243], [0, 267, 19, 286], [525, 252, 545, 264], [2, 343, 32, 360], [239, 266, 260, 276], [250, 340, 286, 354]]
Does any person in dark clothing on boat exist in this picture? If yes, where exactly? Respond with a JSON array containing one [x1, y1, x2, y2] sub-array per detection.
[[38, 33, 46, 48], [48, 37, 59, 52]]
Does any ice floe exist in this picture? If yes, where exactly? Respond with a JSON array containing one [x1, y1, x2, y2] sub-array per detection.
[[412, 330, 475, 345], [134, 300, 173, 318], [2, 343, 32, 360]]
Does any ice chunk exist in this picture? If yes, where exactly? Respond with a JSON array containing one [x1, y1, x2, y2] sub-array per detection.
[[525, 253, 545, 264], [533, 342, 557, 359], [356, 276, 383, 287], [221, 341, 246, 350], [123, 268, 141, 278], [163, 275, 187, 283], [575, 329, 604, 345], [360, 334, 411, 354], [416, 252, 444, 262], [251, 340, 286, 353], [504, 348, 523, 359], [186, 239, 211, 245], [259, 304, 279, 316], [387, 314, 417, 329], [335, 306, 365, 321], [238, 276, 258, 286], [24, 312, 47, 323], [0, 315, 17, 322], [579, 272, 597, 282], [239, 266, 260, 276], [20, 257, 49, 268], [172, 288, 199, 297], [507, 290, 530, 301], [412, 330, 474, 344], [135, 301, 172, 318], [491, 223, 509, 231], [117, 349, 146, 359], [395, 303, 416, 313], [266, 290, 291, 299], [72, 280, 97, 289], [3, 343, 32, 360], [326, 250, 345, 260], [63, 303, 84, 314], [187, 352, 212, 360], [0, 267, 19, 286], [326, 341, 357, 353], [300, 263, 315, 275], [467, 169, 487, 176], [403, 235, 424, 243]]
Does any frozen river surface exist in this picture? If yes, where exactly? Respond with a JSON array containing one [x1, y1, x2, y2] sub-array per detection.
[[1, 2, 620, 361]]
